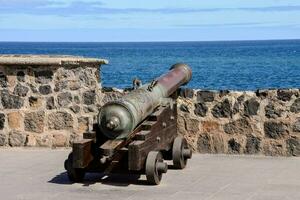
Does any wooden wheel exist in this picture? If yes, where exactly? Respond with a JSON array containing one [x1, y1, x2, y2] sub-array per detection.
[[172, 136, 192, 169], [64, 153, 86, 182], [145, 151, 168, 185]]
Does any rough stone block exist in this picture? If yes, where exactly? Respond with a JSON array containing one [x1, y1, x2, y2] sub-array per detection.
[[228, 138, 242, 153], [178, 116, 200, 150], [0, 132, 8, 146], [1, 90, 24, 109], [13, 83, 29, 97], [211, 133, 225, 153], [286, 137, 300, 156], [255, 89, 268, 98], [57, 92, 72, 107], [83, 90, 96, 105], [277, 89, 294, 101], [212, 99, 232, 118], [264, 121, 287, 139], [293, 119, 300, 132], [232, 101, 240, 115], [263, 140, 285, 156], [0, 113, 5, 130], [16, 71, 25, 82], [194, 102, 208, 117], [36, 134, 53, 147], [78, 69, 94, 86], [197, 90, 214, 102], [197, 133, 225, 153], [48, 111, 73, 130], [179, 88, 194, 98], [245, 135, 261, 154], [290, 98, 300, 113], [46, 96, 55, 110], [219, 90, 230, 97], [34, 70, 53, 84], [201, 121, 219, 133], [197, 134, 211, 153], [237, 95, 245, 103], [223, 118, 252, 135], [25, 134, 37, 147], [0, 72, 7, 87], [74, 95, 80, 104], [29, 96, 43, 108], [56, 68, 74, 81], [54, 81, 68, 92], [9, 131, 26, 147], [53, 133, 68, 147], [6, 75, 16, 87], [7, 112, 22, 130], [68, 80, 80, 90], [24, 111, 45, 133], [244, 98, 260, 116], [39, 85, 52, 95], [265, 103, 282, 119]]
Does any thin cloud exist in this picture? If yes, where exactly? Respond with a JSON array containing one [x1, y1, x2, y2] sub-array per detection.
[[0, 1, 300, 16], [177, 22, 269, 28]]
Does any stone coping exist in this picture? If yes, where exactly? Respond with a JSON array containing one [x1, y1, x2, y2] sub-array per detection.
[[0, 55, 108, 66]]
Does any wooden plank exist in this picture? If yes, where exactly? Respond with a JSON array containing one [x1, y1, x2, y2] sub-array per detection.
[[72, 139, 93, 168], [128, 103, 178, 171], [100, 139, 125, 156], [141, 121, 156, 130], [134, 130, 151, 140]]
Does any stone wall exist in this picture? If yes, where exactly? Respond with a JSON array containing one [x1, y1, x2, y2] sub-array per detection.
[[177, 88, 300, 156], [0, 55, 107, 147], [0, 55, 299, 157]]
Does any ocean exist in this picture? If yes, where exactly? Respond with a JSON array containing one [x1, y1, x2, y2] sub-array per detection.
[[0, 40, 299, 90]]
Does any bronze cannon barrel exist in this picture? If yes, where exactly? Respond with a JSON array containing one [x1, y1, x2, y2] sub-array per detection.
[[98, 63, 192, 139]]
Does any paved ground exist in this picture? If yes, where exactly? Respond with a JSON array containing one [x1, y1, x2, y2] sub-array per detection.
[[0, 149, 299, 200]]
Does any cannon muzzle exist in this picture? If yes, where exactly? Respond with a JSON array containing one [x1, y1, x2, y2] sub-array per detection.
[[98, 63, 192, 139]]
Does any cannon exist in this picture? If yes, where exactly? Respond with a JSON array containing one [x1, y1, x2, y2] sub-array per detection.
[[64, 63, 193, 185]]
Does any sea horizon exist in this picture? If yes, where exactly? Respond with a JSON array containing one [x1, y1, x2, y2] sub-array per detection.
[[1, 39, 299, 90], [0, 38, 300, 43]]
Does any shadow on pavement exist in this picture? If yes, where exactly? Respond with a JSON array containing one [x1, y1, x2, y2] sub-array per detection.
[[49, 171, 148, 187]]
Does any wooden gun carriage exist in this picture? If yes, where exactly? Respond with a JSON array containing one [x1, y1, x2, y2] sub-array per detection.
[[64, 63, 193, 185]]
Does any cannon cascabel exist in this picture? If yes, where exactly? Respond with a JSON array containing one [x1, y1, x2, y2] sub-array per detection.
[[98, 63, 192, 139]]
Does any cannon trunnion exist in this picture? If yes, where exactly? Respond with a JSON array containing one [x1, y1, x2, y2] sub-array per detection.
[[64, 64, 192, 185]]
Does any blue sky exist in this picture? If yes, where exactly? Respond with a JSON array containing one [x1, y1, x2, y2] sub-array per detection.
[[0, 0, 299, 42]]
